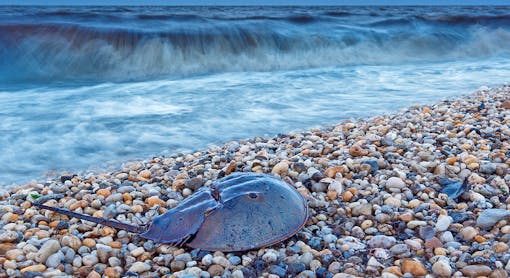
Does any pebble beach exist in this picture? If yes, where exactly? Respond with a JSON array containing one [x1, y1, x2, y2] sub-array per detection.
[[0, 85, 509, 278]]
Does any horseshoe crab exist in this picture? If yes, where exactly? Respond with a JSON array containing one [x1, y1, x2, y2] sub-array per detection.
[[34, 173, 308, 252]]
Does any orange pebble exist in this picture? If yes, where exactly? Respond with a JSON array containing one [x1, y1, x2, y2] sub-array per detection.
[[319, 249, 332, 256], [446, 157, 457, 165], [349, 145, 368, 157], [6, 213, 18, 222], [327, 190, 338, 200], [104, 267, 120, 278], [108, 241, 122, 249], [386, 266, 403, 276], [101, 226, 115, 237], [49, 220, 60, 229], [342, 191, 354, 202], [96, 189, 111, 198], [324, 166, 344, 178], [93, 210, 104, 218], [138, 169, 151, 180], [146, 196, 166, 207], [69, 200, 87, 211], [474, 235, 486, 243], [122, 193, 132, 205], [38, 221, 49, 227], [82, 238, 96, 248]]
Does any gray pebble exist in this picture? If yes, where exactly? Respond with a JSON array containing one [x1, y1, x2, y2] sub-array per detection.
[[479, 162, 497, 174], [109, 257, 122, 267], [476, 209, 510, 229], [0, 230, 20, 243], [228, 256, 241, 266], [444, 242, 461, 249], [72, 257, 82, 268], [35, 239, 61, 263], [390, 244, 409, 255], [82, 254, 99, 266], [117, 185, 135, 193], [46, 251, 64, 268], [300, 252, 314, 266], [175, 253, 192, 263], [105, 193, 123, 203], [77, 246, 90, 255], [64, 248, 75, 264], [97, 244, 112, 263], [323, 234, 337, 245], [32, 194, 65, 204], [368, 235, 396, 249], [311, 182, 327, 193], [269, 265, 287, 277], [298, 270, 317, 278]]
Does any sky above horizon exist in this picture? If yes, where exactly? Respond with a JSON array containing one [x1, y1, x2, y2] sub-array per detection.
[[1, 0, 509, 5]]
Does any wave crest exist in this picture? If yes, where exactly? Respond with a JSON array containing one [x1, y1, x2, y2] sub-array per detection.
[[1, 11, 510, 83]]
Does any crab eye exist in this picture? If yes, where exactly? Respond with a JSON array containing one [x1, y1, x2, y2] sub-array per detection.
[[248, 193, 258, 199]]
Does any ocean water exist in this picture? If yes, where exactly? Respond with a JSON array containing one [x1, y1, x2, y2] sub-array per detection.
[[1, 6, 510, 186]]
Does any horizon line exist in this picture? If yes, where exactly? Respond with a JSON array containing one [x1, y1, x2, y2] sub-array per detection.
[[1, 3, 508, 6]]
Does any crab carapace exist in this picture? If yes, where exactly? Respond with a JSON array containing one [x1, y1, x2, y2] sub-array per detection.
[[35, 173, 308, 252]]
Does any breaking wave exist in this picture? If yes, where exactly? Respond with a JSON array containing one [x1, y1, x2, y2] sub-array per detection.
[[1, 6, 510, 84]]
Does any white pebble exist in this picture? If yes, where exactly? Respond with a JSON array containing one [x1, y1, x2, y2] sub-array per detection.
[[183, 188, 193, 197], [432, 260, 452, 277], [212, 256, 230, 268], [130, 247, 145, 257], [201, 254, 213, 266], [128, 262, 151, 273], [35, 239, 60, 263], [82, 254, 98, 266], [232, 269, 244, 278], [386, 177, 406, 191], [435, 215, 452, 232], [262, 251, 278, 263]]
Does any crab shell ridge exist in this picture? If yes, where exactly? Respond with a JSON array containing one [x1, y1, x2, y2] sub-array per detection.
[[140, 173, 308, 252]]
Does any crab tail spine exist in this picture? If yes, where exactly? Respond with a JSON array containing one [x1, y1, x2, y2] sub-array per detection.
[[33, 202, 145, 233]]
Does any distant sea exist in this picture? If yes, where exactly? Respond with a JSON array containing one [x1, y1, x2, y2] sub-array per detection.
[[1, 6, 510, 186]]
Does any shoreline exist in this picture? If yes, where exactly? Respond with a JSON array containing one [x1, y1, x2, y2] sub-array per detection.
[[0, 85, 509, 277]]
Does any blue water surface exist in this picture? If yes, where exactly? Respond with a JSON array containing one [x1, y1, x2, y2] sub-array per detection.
[[1, 6, 510, 186]]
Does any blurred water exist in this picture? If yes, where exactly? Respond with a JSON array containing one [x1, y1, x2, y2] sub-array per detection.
[[1, 6, 510, 186]]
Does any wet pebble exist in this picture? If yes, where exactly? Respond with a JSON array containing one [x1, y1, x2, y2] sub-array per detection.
[[35, 239, 60, 263], [171, 260, 186, 272], [212, 256, 230, 268], [432, 260, 452, 277], [207, 264, 224, 276], [386, 177, 406, 192], [45, 251, 64, 268], [401, 259, 427, 276], [461, 265, 492, 277], [352, 204, 372, 216], [128, 262, 151, 273], [228, 256, 241, 266], [289, 263, 307, 274], [368, 235, 396, 249], [269, 265, 287, 277], [82, 254, 98, 266], [390, 244, 409, 255], [460, 227, 478, 241], [435, 215, 452, 232], [476, 209, 510, 229]]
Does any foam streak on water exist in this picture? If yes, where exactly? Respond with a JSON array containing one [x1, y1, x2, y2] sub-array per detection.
[[1, 6, 510, 185]]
